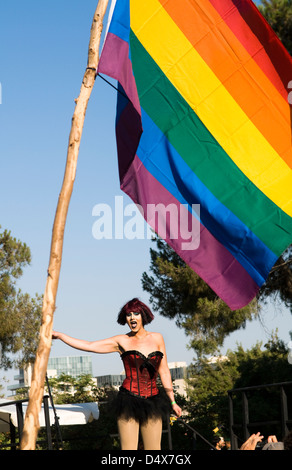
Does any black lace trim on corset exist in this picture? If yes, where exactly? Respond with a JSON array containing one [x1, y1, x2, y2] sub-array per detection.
[[121, 350, 164, 359]]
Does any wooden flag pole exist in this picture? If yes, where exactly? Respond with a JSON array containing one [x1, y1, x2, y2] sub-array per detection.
[[20, 0, 109, 450]]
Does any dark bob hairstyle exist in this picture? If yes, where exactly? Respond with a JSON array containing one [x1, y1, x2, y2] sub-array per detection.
[[117, 298, 154, 326]]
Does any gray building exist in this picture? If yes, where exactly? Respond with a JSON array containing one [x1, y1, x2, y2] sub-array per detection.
[[7, 355, 93, 395], [96, 373, 125, 388]]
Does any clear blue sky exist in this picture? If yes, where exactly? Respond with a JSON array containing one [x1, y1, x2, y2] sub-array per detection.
[[0, 1, 291, 391]]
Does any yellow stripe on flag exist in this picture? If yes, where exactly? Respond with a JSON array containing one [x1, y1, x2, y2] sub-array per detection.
[[131, 0, 292, 215]]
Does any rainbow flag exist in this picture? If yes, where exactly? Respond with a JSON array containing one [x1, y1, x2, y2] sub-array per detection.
[[98, 0, 292, 310]]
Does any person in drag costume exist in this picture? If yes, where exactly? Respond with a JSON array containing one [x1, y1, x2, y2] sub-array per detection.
[[52, 298, 182, 450]]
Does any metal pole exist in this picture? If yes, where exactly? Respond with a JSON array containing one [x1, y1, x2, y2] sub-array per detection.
[[228, 391, 238, 450], [16, 401, 24, 443], [280, 386, 289, 439], [43, 395, 53, 450], [242, 391, 249, 442]]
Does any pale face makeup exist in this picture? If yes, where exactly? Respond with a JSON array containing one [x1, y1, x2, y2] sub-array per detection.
[[126, 311, 142, 333]]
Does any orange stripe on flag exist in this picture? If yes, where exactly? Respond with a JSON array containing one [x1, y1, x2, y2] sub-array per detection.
[[158, 0, 292, 169]]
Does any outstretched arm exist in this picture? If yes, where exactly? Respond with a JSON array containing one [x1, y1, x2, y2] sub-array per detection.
[[52, 331, 121, 354]]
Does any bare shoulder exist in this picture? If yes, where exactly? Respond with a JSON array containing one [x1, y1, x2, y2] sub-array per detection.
[[150, 331, 165, 345], [112, 333, 128, 344], [111, 333, 126, 341], [150, 331, 164, 338], [114, 333, 133, 352]]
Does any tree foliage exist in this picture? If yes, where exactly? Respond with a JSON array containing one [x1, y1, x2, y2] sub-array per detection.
[[259, 247, 292, 312], [259, 0, 292, 54], [181, 335, 292, 448], [0, 226, 42, 369], [47, 373, 103, 404], [142, 238, 259, 357]]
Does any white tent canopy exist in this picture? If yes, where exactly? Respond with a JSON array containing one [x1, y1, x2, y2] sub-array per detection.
[[0, 399, 99, 433]]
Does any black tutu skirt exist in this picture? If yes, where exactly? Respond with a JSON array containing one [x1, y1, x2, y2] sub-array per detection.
[[114, 387, 172, 424]]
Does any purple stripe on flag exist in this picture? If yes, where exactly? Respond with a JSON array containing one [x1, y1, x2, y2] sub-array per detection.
[[98, 33, 141, 114], [116, 101, 142, 181], [121, 154, 260, 310], [98, 33, 142, 180]]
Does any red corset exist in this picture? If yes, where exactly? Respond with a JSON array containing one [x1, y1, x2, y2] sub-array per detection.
[[121, 350, 163, 398]]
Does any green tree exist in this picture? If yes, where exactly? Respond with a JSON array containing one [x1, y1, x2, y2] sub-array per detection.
[[179, 335, 292, 449], [259, 0, 292, 54], [0, 226, 42, 369], [258, 248, 292, 311], [47, 373, 102, 404], [142, 238, 259, 357]]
